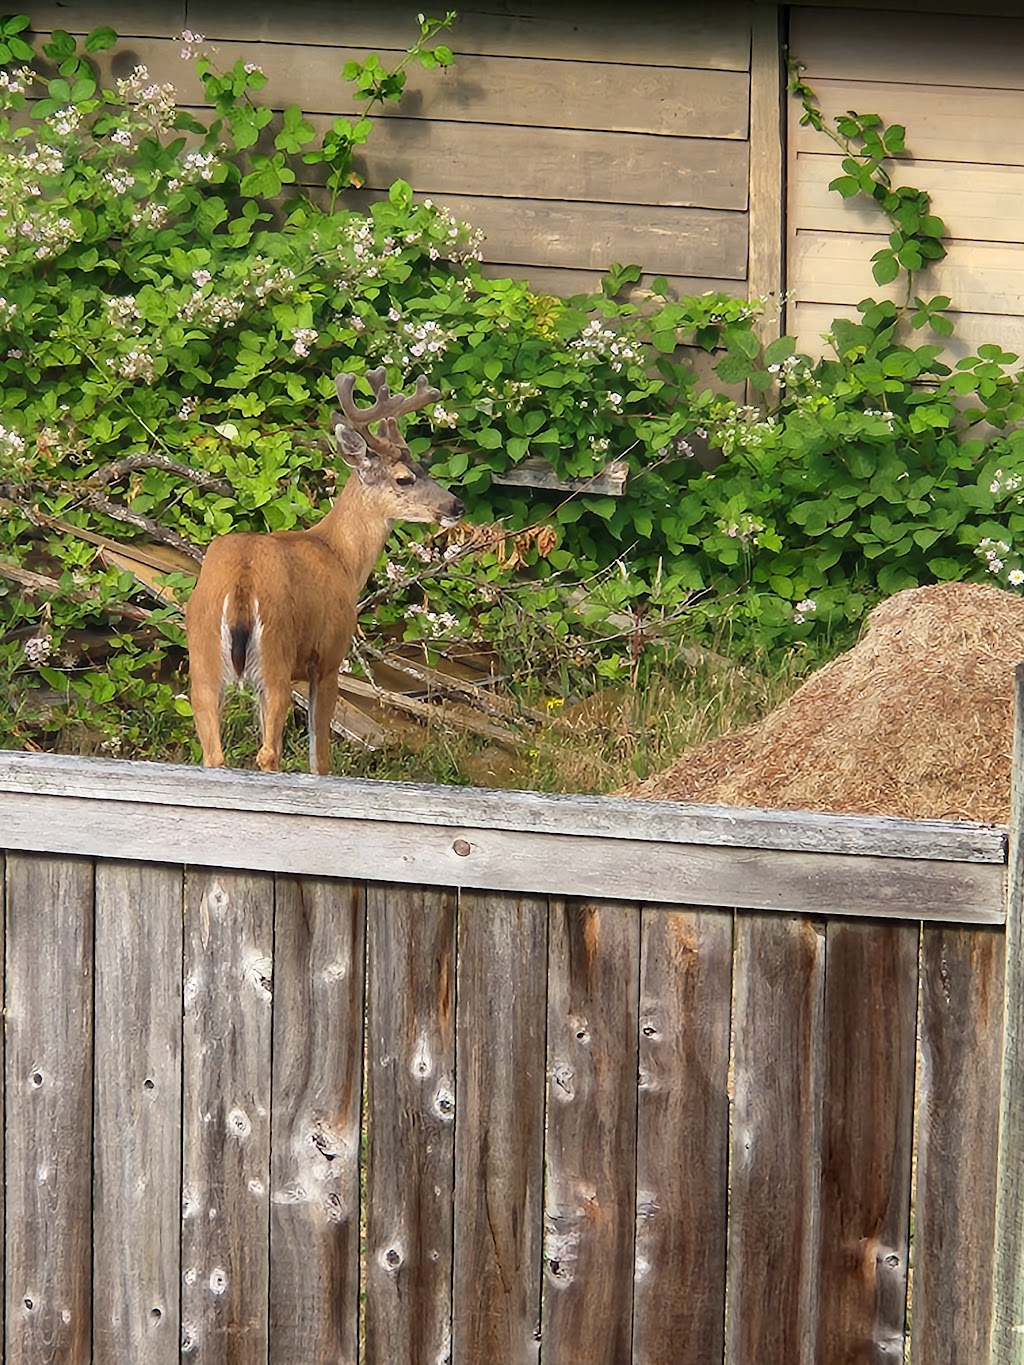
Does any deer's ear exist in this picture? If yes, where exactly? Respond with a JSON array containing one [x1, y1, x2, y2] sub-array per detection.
[[334, 423, 370, 468]]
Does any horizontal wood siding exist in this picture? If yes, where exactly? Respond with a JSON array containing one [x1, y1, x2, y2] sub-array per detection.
[[0, 751, 1016, 1360], [787, 8, 1024, 358], [28, 0, 755, 296]]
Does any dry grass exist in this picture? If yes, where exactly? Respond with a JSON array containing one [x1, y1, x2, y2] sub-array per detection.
[[628, 581, 1024, 823]]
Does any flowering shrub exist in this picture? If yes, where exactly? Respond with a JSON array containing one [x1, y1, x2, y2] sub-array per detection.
[[1, 13, 1024, 764]]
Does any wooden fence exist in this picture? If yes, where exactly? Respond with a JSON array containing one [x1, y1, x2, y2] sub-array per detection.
[[1, 734, 1024, 1363]]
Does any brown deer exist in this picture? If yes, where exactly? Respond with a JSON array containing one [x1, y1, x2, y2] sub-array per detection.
[[185, 367, 464, 774]]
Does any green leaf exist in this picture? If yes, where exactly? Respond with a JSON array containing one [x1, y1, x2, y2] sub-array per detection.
[[85, 25, 118, 52], [764, 336, 796, 366], [43, 29, 76, 60], [871, 249, 900, 286]]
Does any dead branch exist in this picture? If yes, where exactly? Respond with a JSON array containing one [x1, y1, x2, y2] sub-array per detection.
[[0, 559, 153, 623], [85, 452, 236, 498], [78, 488, 205, 563]]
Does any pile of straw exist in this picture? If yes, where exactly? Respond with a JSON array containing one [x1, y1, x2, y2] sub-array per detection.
[[630, 582, 1024, 822]]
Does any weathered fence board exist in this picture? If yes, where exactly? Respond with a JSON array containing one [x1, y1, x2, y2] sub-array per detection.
[[453, 890, 547, 1365], [542, 899, 641, 1364], [913, 924, 1005, 1364], [0, 744, 1019, 1362], [181, 870, 274, 1361], [93, 860, 183, 1363], [633, 907, 732, 1365], [269, 875, 366, 1364], [727, 913, 826, 1365], [817, 920, 919, 1362], [5, 853, 93, 1364], [364, 884, 458, 1365]]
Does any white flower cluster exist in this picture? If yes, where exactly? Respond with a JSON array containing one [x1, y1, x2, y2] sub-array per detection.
[[431, 403, 458, 428], [103, 168, 135, 195], [406, 603, 461, 634], [767, 354, 805, 378], [116, 65, 177, 131], [179, 28, 205, 59], [569, 319, 642, 374], [719, 512, 765, 543], [427, 203, 484, 264], [793, 597, 817, 624], [104, 294, 142, 332], [0, 67, 32, 98], [590, 436, 610, 454], [178, 397, 196, 420], [181, 288, 244, 327], [712, 405, 777, 456], [23, 633, 52, 664], [292, 327, 318, 358], [990, 468, 1024, 497], [19, 211, 76, 260], [243, 257, 296, 302], [863, 407, 897, 431], [0, 296, 16, 321], [167, 150, 216, 194], [109, 346, 156, 383], [49, 106, 81, 137], [130, 202, 169, 231], [976, 537, 1017, 579], [0, 422, 25, 457], [979, 537, 1010, 571]]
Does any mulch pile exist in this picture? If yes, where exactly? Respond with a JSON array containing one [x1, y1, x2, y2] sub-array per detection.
[[629, 582, 1024, 823]]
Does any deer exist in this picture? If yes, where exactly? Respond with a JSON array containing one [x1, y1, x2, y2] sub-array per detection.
[[185, 367, 465, 775]]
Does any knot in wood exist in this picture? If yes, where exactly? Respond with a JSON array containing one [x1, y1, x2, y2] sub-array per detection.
[[452, 838, 472, 857]]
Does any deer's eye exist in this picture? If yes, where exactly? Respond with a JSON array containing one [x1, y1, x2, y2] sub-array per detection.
[[394, 470, 416, 487]]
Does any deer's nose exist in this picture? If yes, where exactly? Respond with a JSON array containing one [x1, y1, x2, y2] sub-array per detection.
[[449, 497, 466, 519]]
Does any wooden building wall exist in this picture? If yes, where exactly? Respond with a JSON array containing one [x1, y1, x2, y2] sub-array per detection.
[[31, 0, 770, 300], [786, 6, 1024, 359]]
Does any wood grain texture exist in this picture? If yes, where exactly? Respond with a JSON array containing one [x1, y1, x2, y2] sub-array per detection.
[[181, 869, 274, 1362], [992, 663, 1024, 1359], [93, 860, 183, 1363], [633, 907, 732, 1364], [912, 925, 1004, 1365], [269, 876, 366, 1365], [747, 5, 785, 341], [790, 9, 1024, 88], [364, 883, 458, 1365], [338, 192, 749, 279], [816, 920, 919, 1364], [1, 752, 1004, 862], [96, 36, 751, 138], [5, 852, 94, 1364], [727, 912, 826, 1365], [453, 891, 547, 1364], [0, 788, 1003, 923], [185, 0, 755, 68], [541, 899, 640, 1363]]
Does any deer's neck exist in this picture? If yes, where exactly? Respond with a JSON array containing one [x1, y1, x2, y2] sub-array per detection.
[[309, 475, 392, 591]]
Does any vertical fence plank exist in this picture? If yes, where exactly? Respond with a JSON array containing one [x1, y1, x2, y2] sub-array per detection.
[[453, 891, 547, 1365], [817, 920, 919, 1363], [181, 869, 274, 1362], [93, 860, 183, 1363], [994, 661, 1024, 1360], [541, 898, 640, 1365], [912, 925, 1004, 1365], [364, 884, 457, 1365], [270, 876, 366, 1365], [5, 851, 94, 1363], [727, 912, 826, 1365], [633, 907, 732, 1365]]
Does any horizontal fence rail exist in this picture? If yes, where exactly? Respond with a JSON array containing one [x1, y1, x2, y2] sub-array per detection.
[[0, 750, 1017, 1363]]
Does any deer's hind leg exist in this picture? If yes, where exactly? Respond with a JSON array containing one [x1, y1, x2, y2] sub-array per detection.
[[308, 664, 339, 776], [187, 624, 227, 768], [254, 665, 294, 773]]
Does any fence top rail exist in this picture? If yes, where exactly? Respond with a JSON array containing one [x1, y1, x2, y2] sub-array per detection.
[[0, 750, 1007, 862]]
